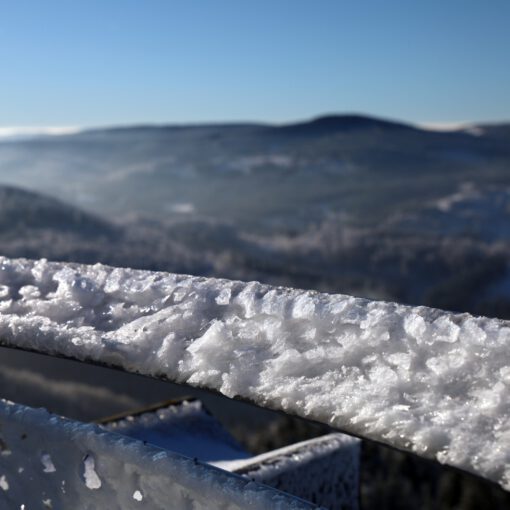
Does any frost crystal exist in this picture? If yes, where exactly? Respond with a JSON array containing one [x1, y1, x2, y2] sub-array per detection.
[[41, 453, 56, 473], [82, 455, 101, 490], [0, 475, 8, 491]]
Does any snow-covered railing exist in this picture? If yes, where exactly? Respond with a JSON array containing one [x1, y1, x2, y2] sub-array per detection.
[[0, 399, 317, 509], [99, 397, 360, 508], [221, 433, 360, 507], [0, 257, 509, 491]]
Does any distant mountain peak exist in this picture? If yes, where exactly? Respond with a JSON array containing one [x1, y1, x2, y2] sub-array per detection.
[[277, 114, 416, 136]]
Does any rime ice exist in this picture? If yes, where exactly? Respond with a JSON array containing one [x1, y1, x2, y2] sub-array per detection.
[[0, 256, 509, 489]]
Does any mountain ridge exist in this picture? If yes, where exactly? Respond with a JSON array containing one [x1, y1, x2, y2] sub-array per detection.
[[0, 185, 116, 237], [70, 114, 421, 138], [1, 115, 509, 143]]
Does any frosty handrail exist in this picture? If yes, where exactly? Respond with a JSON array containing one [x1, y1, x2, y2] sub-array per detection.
[[0, 399, 318, 509], [0, 256, 509, 490]]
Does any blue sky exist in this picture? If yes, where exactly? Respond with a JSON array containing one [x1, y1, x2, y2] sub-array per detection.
[[1, 0, 509, 127]]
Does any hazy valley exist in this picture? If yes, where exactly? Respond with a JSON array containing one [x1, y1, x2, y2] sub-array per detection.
[[1, 114, 509, 318]]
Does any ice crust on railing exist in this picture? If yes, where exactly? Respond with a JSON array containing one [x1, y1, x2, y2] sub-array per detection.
[[0, 399, 316, 509], [218, 433, 360, 509], [0, 257, 509, 489]]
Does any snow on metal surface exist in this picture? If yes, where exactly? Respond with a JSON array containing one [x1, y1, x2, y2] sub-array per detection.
[[0, 257, 509, 489], [0, 399, 317, 509], [102, 398, 359, 508], [217, 434, 360, 510], [102, 398, 250, 463]]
